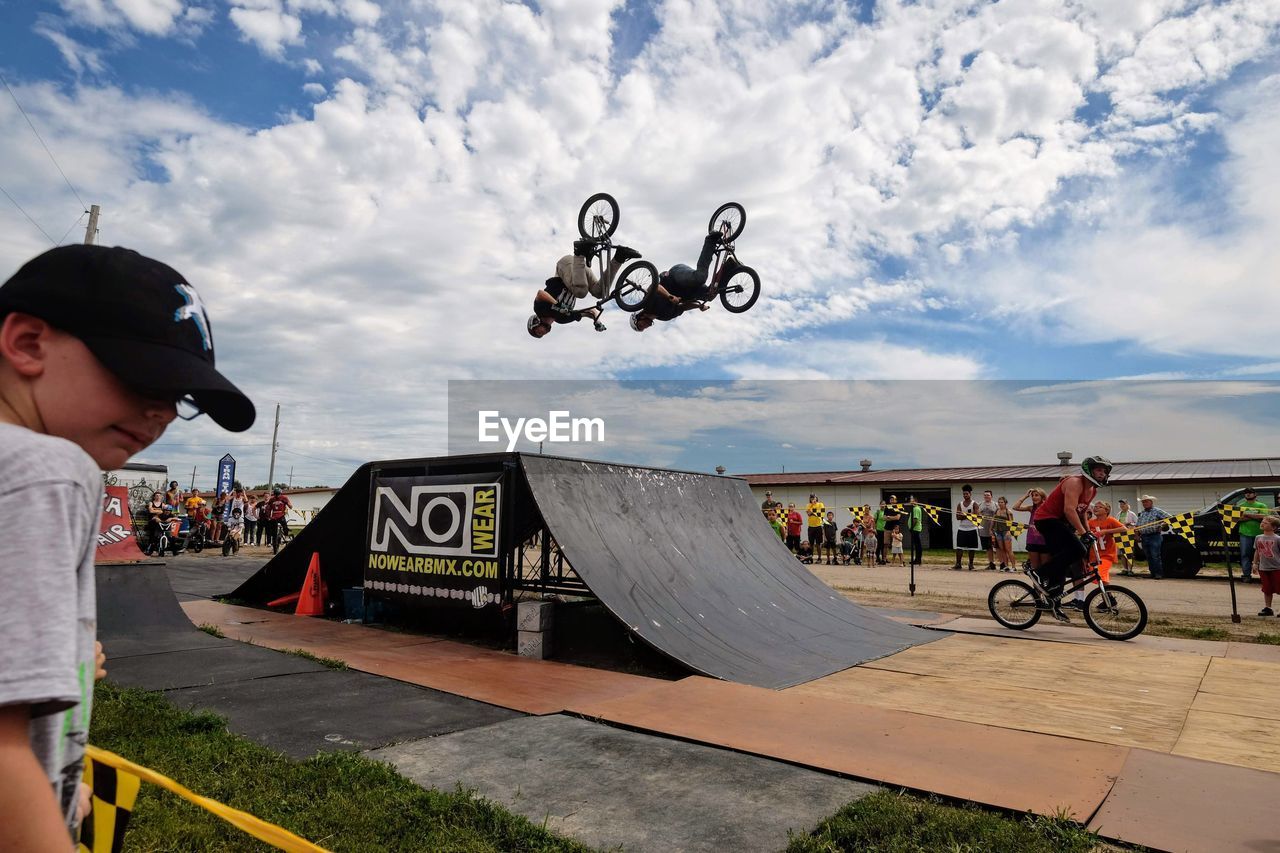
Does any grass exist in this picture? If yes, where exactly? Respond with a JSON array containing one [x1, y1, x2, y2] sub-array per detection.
[[1156, 625, 1231, 642], [1256, 632, 1280, 645], [283, 647, 349, 670], [196, 623, 224, 638], [787, 790, 1119, 853], [89, 683, 592, 852]]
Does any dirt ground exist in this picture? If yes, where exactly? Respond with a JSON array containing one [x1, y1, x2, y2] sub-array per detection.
[[806, 558, 1280, 643]]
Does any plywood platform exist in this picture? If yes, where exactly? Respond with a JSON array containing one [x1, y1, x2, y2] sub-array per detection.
[[789, 631, 1280, 773], [182, 599, 1280, 852]]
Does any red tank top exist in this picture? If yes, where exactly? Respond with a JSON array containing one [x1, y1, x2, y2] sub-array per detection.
[[1039, 476, 1097, 523]]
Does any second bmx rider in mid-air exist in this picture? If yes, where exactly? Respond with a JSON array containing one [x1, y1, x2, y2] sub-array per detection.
[[630, 230, 732, 332]]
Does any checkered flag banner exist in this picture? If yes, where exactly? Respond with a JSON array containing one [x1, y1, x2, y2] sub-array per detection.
[[1007, 520, 1027, 539], [923, 505, 942, 525], [964, 511, 984, 526], [1114, 529, 1135, 558], [1218, 504, 1246, 532], [1167, 511, 1196, 546]]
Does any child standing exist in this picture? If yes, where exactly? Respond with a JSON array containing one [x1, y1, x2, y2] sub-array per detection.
[[889, 528, 905, 565], [0, 245, 254, 847], [1253, 516, 1280, 617], [223, 508, 246, 555], [822, 511, 839, 565]]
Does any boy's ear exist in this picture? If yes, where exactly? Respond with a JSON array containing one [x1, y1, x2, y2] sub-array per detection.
[[0, 313, 54, 378]]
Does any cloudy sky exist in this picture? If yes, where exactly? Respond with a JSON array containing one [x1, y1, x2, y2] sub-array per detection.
[[2, 0, 1278, 486]]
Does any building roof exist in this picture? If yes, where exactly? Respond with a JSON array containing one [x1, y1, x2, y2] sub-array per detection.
[[742, 458, 1280, 487]]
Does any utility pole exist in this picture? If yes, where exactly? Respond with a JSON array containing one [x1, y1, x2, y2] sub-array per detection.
[[189, 466, 197, 490], [288, 466, 293, 489], [266, 403, 280, 490], [83, 205, 100, 245]]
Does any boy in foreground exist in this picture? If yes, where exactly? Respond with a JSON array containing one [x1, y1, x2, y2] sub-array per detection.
[[0, 245, 253, 849]]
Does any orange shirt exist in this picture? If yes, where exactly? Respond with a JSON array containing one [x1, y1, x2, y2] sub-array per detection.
[[1088, 515, 1125, 561]]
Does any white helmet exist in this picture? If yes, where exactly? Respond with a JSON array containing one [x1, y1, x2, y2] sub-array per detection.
[[630, 313, 647, 332], [527, 314, 545, 337]]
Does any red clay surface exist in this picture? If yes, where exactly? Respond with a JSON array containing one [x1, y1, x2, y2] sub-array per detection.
[[1087, 749, 1279, 853], [571, 676, 1127, 819], [183, 600, 657, 715]]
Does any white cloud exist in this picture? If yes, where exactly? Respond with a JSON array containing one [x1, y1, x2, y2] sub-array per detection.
[[228, 2, 304, 55], [942, 70, 1280, 357], [54, 0, 204, 36], [5, 0, 1280, 484]]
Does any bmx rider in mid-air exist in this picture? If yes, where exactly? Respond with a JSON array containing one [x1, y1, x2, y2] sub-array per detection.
[[630, 230, 730, 332], [528, 239, 639, 338]]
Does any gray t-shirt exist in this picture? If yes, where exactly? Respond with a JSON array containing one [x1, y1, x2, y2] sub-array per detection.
[[1254, 532, 1280, 572], [0, 424, 101, 835], [978, 499, 997, 536]]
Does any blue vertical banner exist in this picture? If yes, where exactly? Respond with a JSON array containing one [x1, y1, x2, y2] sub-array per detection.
[[217, 454, 237, 499]]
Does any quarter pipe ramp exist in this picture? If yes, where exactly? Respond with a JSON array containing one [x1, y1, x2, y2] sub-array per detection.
[[232, 453, 939, 689]]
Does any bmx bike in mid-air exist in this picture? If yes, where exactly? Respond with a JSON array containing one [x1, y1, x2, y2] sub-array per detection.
[[603, 201, 761, 316]]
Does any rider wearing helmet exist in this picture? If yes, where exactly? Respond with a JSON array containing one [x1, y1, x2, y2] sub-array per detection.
[[528, 241, 640, 338], [1033, 455, 1114, 622]]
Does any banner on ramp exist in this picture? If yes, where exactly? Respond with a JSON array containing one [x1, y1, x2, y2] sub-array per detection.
[[364, 473, 502, 609], [96, 486, 146, 564]]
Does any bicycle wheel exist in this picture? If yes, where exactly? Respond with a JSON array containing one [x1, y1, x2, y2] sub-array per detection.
[[719, 264, 760, 313], [271, 524, 281, 555], [1083, 585, 1147, 641], [708, 202, 745, 242], [613, 260, 657, 312], [577, 192, 619, 241], [988, 579, 1042, 630], [190, 529, 203, 553]]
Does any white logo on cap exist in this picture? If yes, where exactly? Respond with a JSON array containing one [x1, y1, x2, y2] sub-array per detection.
[[173, 284, 212, 351]]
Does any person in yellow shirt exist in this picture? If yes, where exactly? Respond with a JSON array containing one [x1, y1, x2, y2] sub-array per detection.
[[806, 493, 826, 553]]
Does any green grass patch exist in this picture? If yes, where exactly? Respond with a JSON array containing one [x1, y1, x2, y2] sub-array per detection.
[[283, 647, 349, 670], [90, 683, 591, 852], [788, 790, 1108, 852], [1163, 626, 1231, 641], [196, 623, 225, 638], [1256, 633, 1280, 645]]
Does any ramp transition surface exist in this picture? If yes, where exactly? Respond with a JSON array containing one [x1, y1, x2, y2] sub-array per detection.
[[520, 455, 939, 688]]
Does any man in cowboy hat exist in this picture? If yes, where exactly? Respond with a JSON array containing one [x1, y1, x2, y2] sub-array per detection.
[[1136, 494, 1171, 579]]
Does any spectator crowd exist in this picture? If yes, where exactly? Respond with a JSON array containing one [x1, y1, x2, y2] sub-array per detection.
[[142, 480, 293, 555], [761, 486, 1279, 617]]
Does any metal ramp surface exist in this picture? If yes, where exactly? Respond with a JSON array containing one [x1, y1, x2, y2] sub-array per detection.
[[519, 455, 939, 688]]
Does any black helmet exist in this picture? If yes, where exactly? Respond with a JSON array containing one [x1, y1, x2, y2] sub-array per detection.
[[273, 487, 282, 495], [1081, 455, 1113, 487]]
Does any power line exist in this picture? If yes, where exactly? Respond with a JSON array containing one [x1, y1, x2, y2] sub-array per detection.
[[278, 447, 362, 466], [0, 72, 88, 209], [0, 182, 55, 244], [57, 210, 87, 245]]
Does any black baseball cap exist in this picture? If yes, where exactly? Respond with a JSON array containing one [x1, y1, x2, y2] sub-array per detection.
[[1, 245, 254, 431]]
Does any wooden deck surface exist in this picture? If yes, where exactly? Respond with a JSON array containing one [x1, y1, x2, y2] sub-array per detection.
[[789, 632, 1280, 773], [180, 599, 1280, 847]]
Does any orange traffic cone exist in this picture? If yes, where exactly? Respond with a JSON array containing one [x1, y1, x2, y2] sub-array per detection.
[[294, 552, 327, 617]]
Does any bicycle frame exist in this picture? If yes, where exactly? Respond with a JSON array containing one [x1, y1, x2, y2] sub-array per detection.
[[1025, 541, 1110, 605]]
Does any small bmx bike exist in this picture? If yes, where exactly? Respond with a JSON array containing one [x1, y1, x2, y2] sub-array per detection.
[[613, 202, 761, 315], [572, 192, 653, 317], [987, 553, 1148, 641]]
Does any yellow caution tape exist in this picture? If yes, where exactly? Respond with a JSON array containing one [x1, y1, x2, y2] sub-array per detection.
[[83, 745, 329, 853]]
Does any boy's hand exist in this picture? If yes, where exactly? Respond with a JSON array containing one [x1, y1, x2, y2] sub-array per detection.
[[95, 641, 106, 680], [76, 782, 92, 824]]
